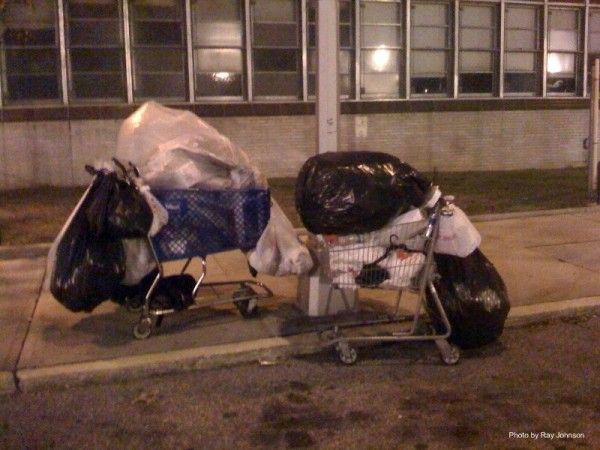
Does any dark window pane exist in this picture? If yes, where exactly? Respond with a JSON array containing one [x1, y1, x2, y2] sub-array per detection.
[[3, 28, 56, 46], [135, 73, 185, 98], [253, 23, 297, 47], [253, 49, 298, 71], [411, 77, 448, 94], [459, 73, 493, 93], [72, 73, 125, 98], [6, 48, 57, 74], [133, 2, 182, 19], [135, 48, 184, 71], [308, 24, 316, 47], [504, 73, 537, 93], [68, 0, 119, 18], [340, 24, 353, 47], [7, 75, 59, 100], [547, 77, 576, 93], [133, 21, 182, 45], [254, 72, 298, 96], [340, 1, 352, 23], [196, 73, 243, 97], [69, 21, 122, 45], [70, 48, 123, 72]]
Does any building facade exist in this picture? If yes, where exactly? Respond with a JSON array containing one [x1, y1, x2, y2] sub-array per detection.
[[0, 0, 596, 188]]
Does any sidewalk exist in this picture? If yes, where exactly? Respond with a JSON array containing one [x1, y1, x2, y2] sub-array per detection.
[[3, 208, 600, 394]]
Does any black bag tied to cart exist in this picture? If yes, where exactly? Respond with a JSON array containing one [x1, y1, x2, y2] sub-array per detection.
[[355, 238, 410, 288]]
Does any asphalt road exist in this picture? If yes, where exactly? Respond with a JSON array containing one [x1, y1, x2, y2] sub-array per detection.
[[1, 315, 599, 449]]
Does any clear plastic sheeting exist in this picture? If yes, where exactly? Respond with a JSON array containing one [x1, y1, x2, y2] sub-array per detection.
[[115, 101, 266, 190]]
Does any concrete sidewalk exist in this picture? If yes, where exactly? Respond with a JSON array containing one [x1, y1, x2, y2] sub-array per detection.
[[3, 208, 600, 394]]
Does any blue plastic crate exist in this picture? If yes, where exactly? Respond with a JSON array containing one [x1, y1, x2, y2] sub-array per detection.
[[151, 189, 270, 261]]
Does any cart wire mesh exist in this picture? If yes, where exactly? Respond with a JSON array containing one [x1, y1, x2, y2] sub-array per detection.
[[319, 218, 429, 291], [151, 188, 270, 261]]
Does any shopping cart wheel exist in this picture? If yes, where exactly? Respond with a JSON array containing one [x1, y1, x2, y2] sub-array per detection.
[[335, 342, 358, 365], [436, 339, 460, 365], [233, 286, 259, 318], [133, 317, 153, 340]]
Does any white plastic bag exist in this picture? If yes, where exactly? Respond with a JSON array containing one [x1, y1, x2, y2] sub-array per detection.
[[121, 238, 157, 286], [247, 200, 313, 276], [434, 205, 481, 257]]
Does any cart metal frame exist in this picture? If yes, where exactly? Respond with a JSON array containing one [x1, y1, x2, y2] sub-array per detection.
[[316, 197, 460, 365]]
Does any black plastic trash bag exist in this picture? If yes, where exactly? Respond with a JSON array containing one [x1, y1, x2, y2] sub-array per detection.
[[86, 171, 153, 239], [295, 151, 431, 235], [51, 175, 125, 312], [426, 249, 510, 349]]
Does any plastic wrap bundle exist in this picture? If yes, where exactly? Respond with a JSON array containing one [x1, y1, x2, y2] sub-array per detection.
[[426, 249, 511, 349], [295, 151, 431, 235]]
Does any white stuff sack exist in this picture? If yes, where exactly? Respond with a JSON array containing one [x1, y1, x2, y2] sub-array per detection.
[[247, 200, 313, 276], [121, 238, 157, 286], [434, 205, 481, 257]]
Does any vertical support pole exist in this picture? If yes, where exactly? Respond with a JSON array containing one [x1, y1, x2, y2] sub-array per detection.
[[542, 0, 548, 97], [57, 0, 69, 104], [405, 0, 411, 99], [453, 0, 460, 98], [301, 0, 308, 101], [185, 0, 195, 102], [588, 58, 599, 204], [354, 0, 361, 99], [245, 0, 254, 101], [499, 0, 505, 98], [123, 0, 134, 103], [583, 0, 590, 97], [317, 0, 339, 154]]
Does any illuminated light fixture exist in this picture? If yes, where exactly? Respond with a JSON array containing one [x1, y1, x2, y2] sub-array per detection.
[[372, 45, 391, 72], [547, 53, 562, 74], [213, 72, 231, 82]]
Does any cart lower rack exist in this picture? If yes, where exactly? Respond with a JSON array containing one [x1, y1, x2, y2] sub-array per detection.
[[313, 196, 460, 365], [131, 188, 273, 339]]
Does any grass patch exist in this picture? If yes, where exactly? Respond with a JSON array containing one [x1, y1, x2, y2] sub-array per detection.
[[0, 167, 589, 246]]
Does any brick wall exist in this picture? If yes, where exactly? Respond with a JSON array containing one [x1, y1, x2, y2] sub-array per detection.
[[0, 109, 589, 189]]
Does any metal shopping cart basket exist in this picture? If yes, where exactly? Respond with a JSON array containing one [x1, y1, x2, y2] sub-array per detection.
[[313, 195, 460, 365], [131, 187, 273, 339]]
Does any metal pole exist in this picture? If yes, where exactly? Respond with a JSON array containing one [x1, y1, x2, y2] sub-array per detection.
[[588, 58, 599, 204]]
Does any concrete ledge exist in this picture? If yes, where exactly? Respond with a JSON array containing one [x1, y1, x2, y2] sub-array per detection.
[[16, 334, 321, 392], [506, 296, 600, 327], [471, 205, 600, 223], [0, 371, 16, 395]]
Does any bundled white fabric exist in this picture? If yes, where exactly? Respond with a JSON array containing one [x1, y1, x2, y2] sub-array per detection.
[[121, 238, 156, 285], [115, 101, 266, 190], [380, 251, 425, 289], [434, 205, 481, 257], [247, 200, 314, 276]]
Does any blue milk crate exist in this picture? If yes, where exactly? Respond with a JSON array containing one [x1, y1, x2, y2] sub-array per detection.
[[151, 189, 270, 261]]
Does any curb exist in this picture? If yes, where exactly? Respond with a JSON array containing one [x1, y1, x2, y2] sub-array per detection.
[[8, 296, 600, 393], [0, 371, 16, 395], [470, 205, 600, 223]]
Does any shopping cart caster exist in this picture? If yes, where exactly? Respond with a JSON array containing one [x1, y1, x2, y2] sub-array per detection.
[[435, 339, 460, 365], [335, 341, 358, 365], [133, 317, 154, 340], [233, 286, 259, 318]]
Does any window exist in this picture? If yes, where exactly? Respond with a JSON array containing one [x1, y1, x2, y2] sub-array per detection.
[[1, 0, 60, 103], [411, 1, 452, 96], [307, 0, 355, 98], [360, 0, 404, 99], [547, 8, 581, 95], [252, 0, 300, 98], [130, 0, 186, 100], [192, 0, 244, 99], [587, 9, 600, 94], [504, 5, 541, 95], [66, 0, 126, 101], [459, 4, 498, 95]]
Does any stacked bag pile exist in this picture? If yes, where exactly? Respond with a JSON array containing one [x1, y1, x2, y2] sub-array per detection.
[[295, 151, 510, 349]]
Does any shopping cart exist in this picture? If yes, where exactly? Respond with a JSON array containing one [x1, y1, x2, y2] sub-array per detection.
[[313, 194, 460, 365], [130, 185, 273, 339]]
